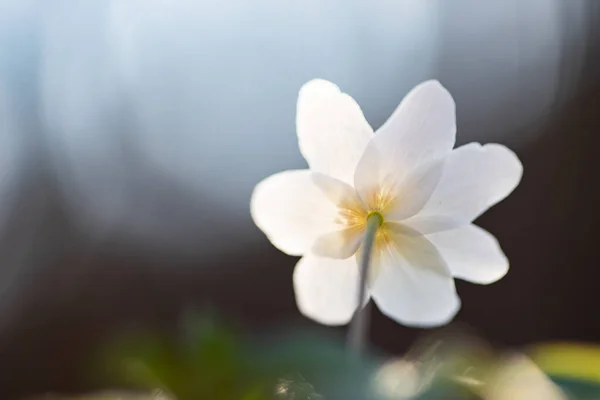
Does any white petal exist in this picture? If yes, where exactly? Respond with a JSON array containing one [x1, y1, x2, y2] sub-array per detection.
[[311, 172, 360, 207], [293, 254, 363, 325], [396, 215, 461, 235], [427, 224, 509, 284], [354, 145, 444, 221], [312, 227, 364, 259], [388, 160, 445, 220], [371, 225, 460, 327], [404, 143, 523, 234], [251, 170, 338, 256], [310, 172, 366, 259], [368, 80, 456, 184], [296, 79, 374, 184]]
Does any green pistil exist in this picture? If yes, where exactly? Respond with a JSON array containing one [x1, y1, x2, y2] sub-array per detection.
[[367, 211, 384, 227]]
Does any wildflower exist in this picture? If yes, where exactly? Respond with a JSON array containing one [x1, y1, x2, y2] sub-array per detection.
[[251, 79, 522, 327]]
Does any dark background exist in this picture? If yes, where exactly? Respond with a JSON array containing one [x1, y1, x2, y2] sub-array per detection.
[[1, 1, 600, 398]]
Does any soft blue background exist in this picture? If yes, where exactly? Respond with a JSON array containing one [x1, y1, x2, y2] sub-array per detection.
[[0, 0, 590, 255]]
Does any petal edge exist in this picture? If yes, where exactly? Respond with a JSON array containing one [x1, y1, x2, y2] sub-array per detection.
[[251, 170, 338, 255], [296, 79, 374, 184], [427, 224, 509, 284], [293, 254, 363, 325]]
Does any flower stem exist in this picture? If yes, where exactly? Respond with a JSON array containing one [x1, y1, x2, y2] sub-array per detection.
[[348, 212, 382, 354]]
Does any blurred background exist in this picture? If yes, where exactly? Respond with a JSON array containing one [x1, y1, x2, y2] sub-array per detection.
[[1, 0, 600, 397]]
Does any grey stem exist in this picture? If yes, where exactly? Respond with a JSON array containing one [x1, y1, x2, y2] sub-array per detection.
[[348, 213, 381, 354]]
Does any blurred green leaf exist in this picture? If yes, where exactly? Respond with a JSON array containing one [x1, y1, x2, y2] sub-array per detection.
[[97, 315, 254, 399], [96, 314, 380, 400], [550, 377, 600, 400], [24, 390, 173, 400], [251, 333, 379, 399]]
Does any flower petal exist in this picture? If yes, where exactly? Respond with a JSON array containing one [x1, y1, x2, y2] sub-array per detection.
[[354, 145, 444, 221], [296, 79, 374, 184], [427, 224, 509, 284], [371, 224, 460, 327], [293, 254, 363, 325], [310, 172, 366, 259], [311, 172, 360, 207], [369, 80, 456, 184], [312, 227, 365, 259], [251, 170, 338, 256], [404, 143, 523, 234]]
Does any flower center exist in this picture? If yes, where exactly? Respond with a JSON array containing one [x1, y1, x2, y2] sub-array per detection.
[[367, 210, 384, 227]]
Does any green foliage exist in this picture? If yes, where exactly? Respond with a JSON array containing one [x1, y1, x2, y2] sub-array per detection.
[[78, 321, 600, 399], [550, 377, 600, 399], [23, 391, 171, 400], [96, 315, 379, 400]]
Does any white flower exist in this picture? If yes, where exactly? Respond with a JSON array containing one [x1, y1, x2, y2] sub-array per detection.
[[251, 79, 523, 327]]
